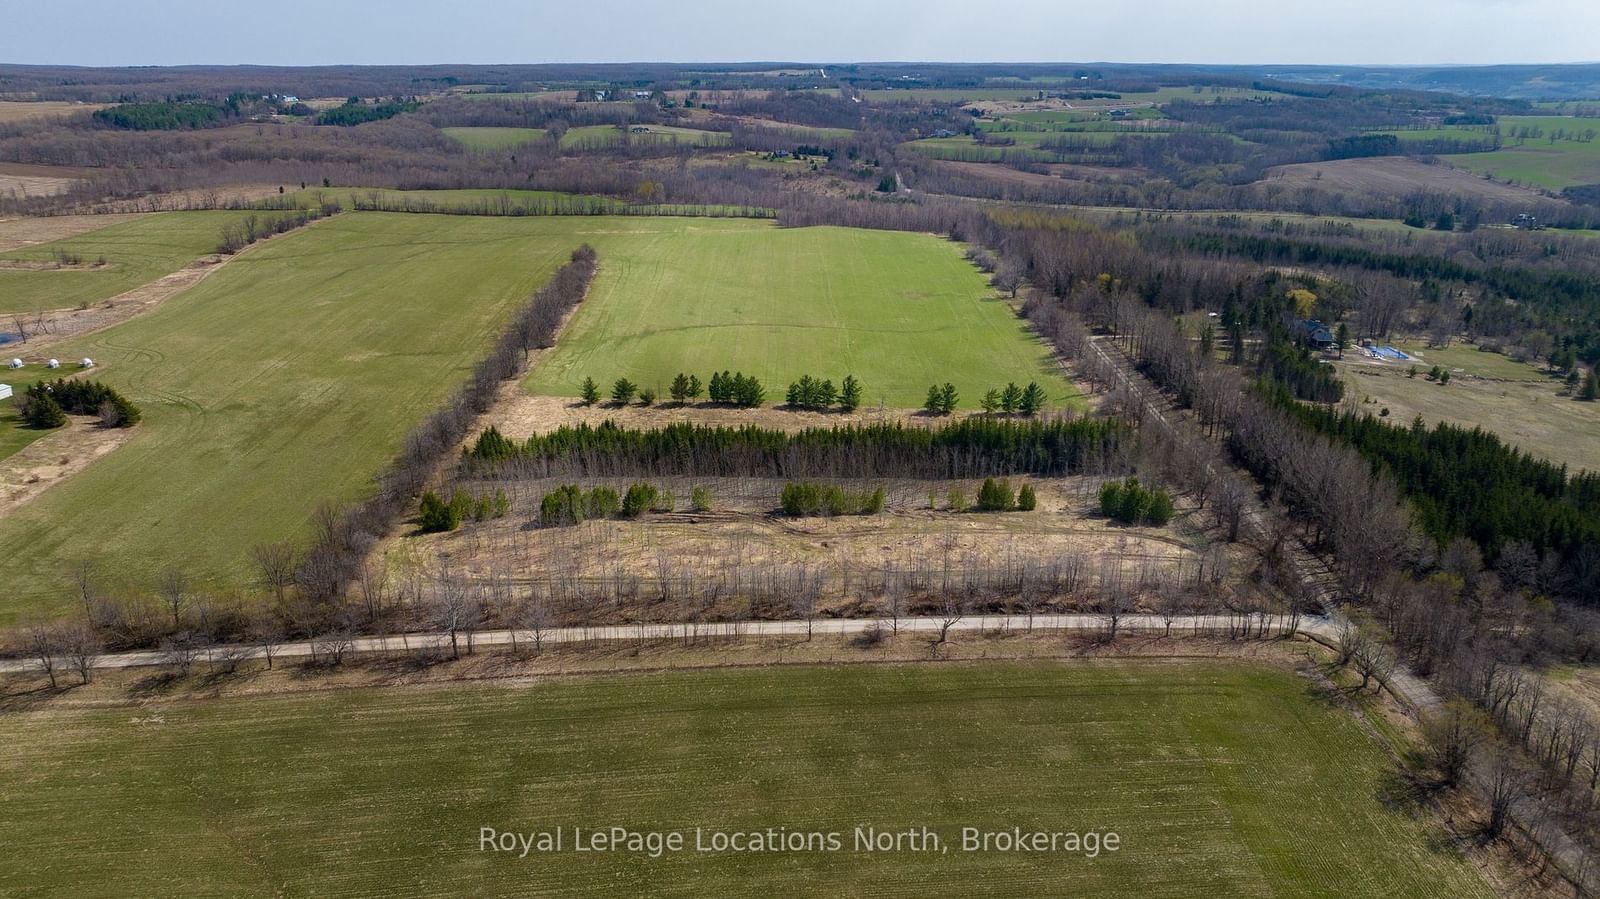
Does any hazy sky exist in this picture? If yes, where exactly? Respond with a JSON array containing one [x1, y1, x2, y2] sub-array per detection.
[[2, 0, 1595, 67]]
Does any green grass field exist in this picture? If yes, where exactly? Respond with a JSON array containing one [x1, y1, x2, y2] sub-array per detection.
[[0, 213, 577, 610], [0, 660, 1492, 897], [440, 126, 548, 149], [0, 210, 288, 314], [522, 224, 1078, 409], [0, 215, 1070, 612], [1389, 340, 1551, 381], [1369, 114, 1600, 190], [0, 365, 54, 461]]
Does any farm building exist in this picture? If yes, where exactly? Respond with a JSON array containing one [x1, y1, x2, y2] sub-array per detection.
[[0, 384, 11, 401]]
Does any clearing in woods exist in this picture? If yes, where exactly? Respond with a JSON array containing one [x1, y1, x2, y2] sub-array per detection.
[[522, 223, 1076, 409], [0, 660, 1493, 897]]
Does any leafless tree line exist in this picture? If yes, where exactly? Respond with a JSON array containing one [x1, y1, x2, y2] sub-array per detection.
[[287, 245, 597, 613]]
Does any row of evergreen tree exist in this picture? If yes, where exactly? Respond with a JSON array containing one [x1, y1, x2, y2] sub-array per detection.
[[786, 374, 862, 411], [463, 417, 1130, 481], [925, 381, 1049, 416], [580, 371, 766, 408]]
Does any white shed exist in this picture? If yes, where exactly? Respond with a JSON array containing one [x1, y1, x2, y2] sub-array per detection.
[[46, 358, 60, 369], [0, 384, 11, 401], [80, 358, 95, 368], [7, 358, 20, 369]]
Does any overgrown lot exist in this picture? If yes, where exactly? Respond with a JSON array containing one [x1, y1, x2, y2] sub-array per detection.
[[0, 660, 1492, 897]]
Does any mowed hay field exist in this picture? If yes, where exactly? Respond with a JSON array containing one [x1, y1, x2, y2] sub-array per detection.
[[0, 209, 288, 314], [524, 224, 1077, 409], [0, 661, 1492, 897]]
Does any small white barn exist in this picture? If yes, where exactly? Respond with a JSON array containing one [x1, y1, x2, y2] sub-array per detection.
[[0, 384, 11, 401], [7, 358, 21, 369], [80, 358, 95, 368], [46, 358, 60, 369]]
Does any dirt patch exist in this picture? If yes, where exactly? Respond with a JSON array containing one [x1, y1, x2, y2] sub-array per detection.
[[492, 392, 1003, 438], [0, 213, 143, 253], [1263, 156, 1556, 204], [0, 417, 134, 517]]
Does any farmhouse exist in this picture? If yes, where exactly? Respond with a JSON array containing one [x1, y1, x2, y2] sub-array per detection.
[[1296, 319, 1335, 350]]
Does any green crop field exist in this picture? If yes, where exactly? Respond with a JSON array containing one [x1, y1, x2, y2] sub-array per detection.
[[440, 126, 548, 149], [522, 223, 1078, 409], [0, 660, 1492, 897], [0, 210, 291, 314]]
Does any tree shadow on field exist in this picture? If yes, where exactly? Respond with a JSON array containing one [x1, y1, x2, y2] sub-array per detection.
[[0, 680, 70, 713], [126, 671, 184, 698]]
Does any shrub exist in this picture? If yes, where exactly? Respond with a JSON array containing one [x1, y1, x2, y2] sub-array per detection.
[[976, 477, 1016, 511], [540, 484, 589, 526], [622, 482, 659, 517], [1100, 477, 1173, 526], [639, 387, 657, 406], [418, 490, 461, 532], [691, 486, 713, 512], [589, 486, 620, 517], [947, 485, 968, 512], [1017, 483, 1037, 511], [780, 482, 885, 517]]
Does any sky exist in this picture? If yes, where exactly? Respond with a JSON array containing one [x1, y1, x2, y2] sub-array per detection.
[[1, 0, 1595, 68]]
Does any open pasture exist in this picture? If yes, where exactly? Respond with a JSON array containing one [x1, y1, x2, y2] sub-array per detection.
[[521, 223, 1078, 410], [0, 209, 292, 314], [0, 660, 1492, 897]]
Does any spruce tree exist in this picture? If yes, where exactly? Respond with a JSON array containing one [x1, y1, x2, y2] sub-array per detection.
[[611, 378, 638, 404], [1000, 382, 1022, 413], [1583, 368, 1600, 402], [925, 384, 946, 415], [1018, 382, 1045, 416], [839, 375, 861, 412], [580, 377, 600, 405], [670, 373, 691, 403], [939, 383, 958, 415], [687, 374, 703, 401], [24, 390, 66, 429]]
